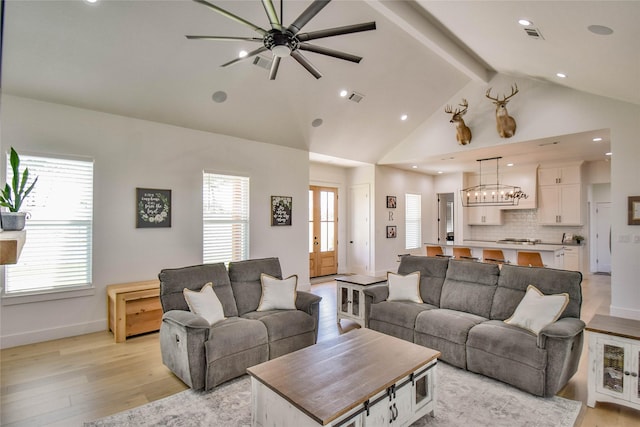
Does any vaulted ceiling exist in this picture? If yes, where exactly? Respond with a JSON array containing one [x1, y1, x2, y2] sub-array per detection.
[[3, 1, 638, 173]]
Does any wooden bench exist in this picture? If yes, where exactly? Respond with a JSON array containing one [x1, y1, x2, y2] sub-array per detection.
[[107, 280, 162, 343]]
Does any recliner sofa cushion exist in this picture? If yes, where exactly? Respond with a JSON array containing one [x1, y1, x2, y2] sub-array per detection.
[[159, 263, 239, 317], [229, 258, 283, 316], [369, 301, 436, 329], [205, 317, 268, 361], [440, 260, 500, 318], [243, 310, 315, 342], [491, 264, 582, 320], [415, 309, 486, 345], [397, 255, 449, 306]]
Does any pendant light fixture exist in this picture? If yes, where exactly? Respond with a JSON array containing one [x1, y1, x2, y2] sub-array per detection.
[[461, 157, 528, 207]]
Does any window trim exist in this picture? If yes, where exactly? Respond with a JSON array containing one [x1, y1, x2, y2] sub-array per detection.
[[405, 193, 422, 250]]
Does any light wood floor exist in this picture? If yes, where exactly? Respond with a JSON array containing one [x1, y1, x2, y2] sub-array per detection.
[[1, 273, 639, 426]]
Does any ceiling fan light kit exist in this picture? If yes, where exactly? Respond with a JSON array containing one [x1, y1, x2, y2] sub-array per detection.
[[186, 0, 376, 80]]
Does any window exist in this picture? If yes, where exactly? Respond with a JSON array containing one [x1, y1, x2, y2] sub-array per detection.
[[405, 193, 422, 250], [4, 154, 94, 294], [203, 172, 249, 264]]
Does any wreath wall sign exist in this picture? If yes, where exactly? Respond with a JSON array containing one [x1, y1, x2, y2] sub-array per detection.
[[136, 188, 172, 228]]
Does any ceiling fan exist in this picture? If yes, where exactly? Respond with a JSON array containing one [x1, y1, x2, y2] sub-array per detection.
[[186, 0, 376, 80]]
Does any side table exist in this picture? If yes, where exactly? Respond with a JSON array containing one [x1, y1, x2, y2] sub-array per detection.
[[586, 314, 640, 410], [335, 275, 386, 327]]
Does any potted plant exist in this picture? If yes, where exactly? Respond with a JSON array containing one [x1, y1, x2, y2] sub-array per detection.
[[0, 147, 38, 231]]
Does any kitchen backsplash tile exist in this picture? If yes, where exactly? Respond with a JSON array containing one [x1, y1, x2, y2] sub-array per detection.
[[468, 209, 585, 243]]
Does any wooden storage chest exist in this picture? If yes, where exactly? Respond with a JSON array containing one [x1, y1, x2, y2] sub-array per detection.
[[107, 280, 162, 343]]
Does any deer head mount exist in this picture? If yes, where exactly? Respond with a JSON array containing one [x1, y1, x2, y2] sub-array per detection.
[[444, 99, 472, 145], [486, 83, 519, 138]]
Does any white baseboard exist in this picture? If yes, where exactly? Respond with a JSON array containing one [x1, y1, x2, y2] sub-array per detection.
[[0, 319, 107, 349], [609, 305, 640, 321]]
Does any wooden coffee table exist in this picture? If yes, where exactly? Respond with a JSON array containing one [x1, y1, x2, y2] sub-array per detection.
[[247, 328, 440, 426]]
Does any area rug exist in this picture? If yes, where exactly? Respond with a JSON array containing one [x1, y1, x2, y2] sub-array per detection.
[[85, 363, 582, 427]]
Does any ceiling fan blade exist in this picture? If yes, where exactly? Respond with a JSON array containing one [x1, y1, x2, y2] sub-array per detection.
[[192, 0, 268, 36], [221, 46, 268, 67], [297, 22, 376, 42], [269, 56, 281, 80], [186, 35, 264, 42], [298, 43, 362, 63], [290, 51, 322, 79], [288, 0, 331, 35], [261, 0, 281, 30]]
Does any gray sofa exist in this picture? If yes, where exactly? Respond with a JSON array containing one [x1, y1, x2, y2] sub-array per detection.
[[158, 257, 322, 391], [364, 255, 584, 397]]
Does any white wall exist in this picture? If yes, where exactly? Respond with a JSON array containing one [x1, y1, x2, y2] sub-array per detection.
[[373, 166, 434, 275], [382, 74, 640, 320], [1, 95, 311, 348]]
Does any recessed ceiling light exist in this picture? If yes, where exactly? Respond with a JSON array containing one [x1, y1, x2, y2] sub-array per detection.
[[311, 118, 323, 128], [411, 165, 418, 169], [518, 19, 532, 26], [588, 25, 613, 36], [238, 50, 248, 58], [437, 171, 443, 174], [212, 91, 227, 103], [507, 163, 514, 167], [605, 152, 612, 156], [84, 0, 98, 3], [593, 137, 603, 142], [400, 114, 408, 121], [556, 72, 567, 78], [339, 89, 348, 98]]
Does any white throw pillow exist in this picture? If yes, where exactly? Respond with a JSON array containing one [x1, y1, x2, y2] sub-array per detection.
[[183, 282, 226, 325], [387, 271, 423, 303], [504, 285, 569, 335], [257, 274, 298, 311]]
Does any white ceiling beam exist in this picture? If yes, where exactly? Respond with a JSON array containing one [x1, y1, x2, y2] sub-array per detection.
[[366, 0, 493, 83]]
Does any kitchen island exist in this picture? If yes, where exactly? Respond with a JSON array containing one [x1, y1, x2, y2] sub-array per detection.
[[426, 240, 582, 271]]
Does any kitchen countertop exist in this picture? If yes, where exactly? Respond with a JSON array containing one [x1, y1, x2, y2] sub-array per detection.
[[425, 241, 582, 251]]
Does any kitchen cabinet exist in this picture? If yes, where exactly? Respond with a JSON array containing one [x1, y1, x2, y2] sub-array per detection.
[[500, 166, 538, 210], [587, 315, 640, 411], [563, 246, 581, 272], [466, 206, 503, 225], [538, 164, 583, 225]]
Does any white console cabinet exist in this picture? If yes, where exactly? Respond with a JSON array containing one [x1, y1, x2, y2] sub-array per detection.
[[586, 315, 640, 411]]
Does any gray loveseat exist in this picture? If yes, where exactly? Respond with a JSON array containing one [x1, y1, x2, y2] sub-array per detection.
[[158, 257, 322, 391], [364, 255, 584, 397]]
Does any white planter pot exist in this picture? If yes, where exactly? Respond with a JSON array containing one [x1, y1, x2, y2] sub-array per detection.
[[1, 212, 27, 231]]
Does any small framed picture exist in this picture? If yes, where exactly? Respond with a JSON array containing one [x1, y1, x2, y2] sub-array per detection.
[[386, 225, 397, 238], [136, 188, 171, 228], [387, 196, 397, 209], [271, 196, 292, 226], [629, 196, 640, 225]]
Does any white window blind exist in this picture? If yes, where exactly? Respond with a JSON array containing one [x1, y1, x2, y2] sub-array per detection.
[[5, 155, 94, 294], [405, 193, 422, 250], [203, 173, 249, 264]]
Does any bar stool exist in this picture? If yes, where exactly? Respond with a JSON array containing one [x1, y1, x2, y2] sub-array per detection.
[[517, 251, 544, 267], [483, 249, 507, 265], [426, 245, 451, 258], [453, 247, 477, 261]]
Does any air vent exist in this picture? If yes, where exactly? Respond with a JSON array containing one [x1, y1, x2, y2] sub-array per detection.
[[348, 92, 365, 103], [252, 55, 273, 70], [524, 27, 544, 40]]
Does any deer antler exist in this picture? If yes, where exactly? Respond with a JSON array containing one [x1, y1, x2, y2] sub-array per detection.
[[444, 104, 456, 114], [458, 99, 469, 115], [486, 84, 519, 103]]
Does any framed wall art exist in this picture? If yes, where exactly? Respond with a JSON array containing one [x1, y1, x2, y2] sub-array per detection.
[[387, 196, 397, 209], [271, 196, 292, 226], [136, 188, 171, 228], [386, 225, 397, 238], [629, 196, 640, 225]]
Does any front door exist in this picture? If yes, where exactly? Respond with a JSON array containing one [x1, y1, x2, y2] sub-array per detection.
[[309, 186, 338, 278]]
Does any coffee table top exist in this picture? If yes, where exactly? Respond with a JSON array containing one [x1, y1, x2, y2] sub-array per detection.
[[247, 328, 440, 425], [334, 274, 386, 286]]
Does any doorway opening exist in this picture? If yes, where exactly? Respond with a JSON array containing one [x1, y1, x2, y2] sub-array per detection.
[[309, 186, 338, 278], [437, 193, 455, 244]]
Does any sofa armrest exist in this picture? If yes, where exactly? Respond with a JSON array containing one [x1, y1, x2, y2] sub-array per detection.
[[296, 290, 322, 343], [295, 290, 322, 314], [363, 284, 389, 303], [160, 310, 211, 390], [537, 317, 586, 348]]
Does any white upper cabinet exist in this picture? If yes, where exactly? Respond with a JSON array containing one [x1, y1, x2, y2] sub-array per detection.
[[538, 164, 583, 225]]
